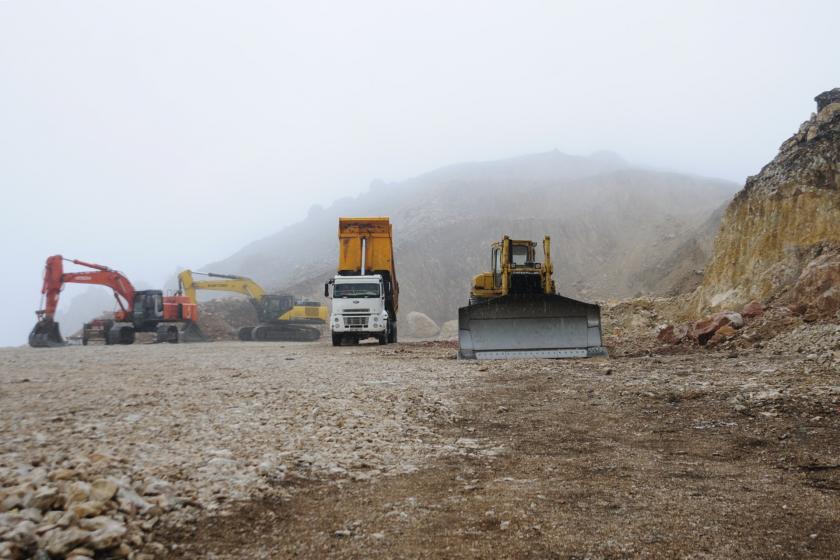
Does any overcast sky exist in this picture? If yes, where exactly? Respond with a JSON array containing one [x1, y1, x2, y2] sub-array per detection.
[[0, 0, 837, 346]]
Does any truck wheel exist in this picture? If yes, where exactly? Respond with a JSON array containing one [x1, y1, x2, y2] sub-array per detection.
[[332, 332, 342, 346], [378, 334, 387, 345], [388, 322, 397, 343]]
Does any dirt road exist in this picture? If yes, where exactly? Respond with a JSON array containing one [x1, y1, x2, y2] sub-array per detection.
[[1, 341, 839, 558]]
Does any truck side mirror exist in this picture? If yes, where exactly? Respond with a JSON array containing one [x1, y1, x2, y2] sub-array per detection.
[[324, 283, 330, 298]]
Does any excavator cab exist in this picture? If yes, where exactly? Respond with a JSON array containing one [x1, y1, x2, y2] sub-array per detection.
[[256, 294, 296, 323], [133, 291, 165, 325]]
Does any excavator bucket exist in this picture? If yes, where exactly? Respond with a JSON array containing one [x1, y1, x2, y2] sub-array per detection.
[[29, 319, 65, 348], [155, 321, 206, 343], [458, 294, 607, 360]]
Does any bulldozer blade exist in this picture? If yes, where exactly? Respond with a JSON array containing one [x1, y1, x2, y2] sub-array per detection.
[[458, 294, 607, 360], [28, 320, 65, 348]]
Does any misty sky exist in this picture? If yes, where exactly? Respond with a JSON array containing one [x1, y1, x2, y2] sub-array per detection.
[[1, 0, 837, 346]]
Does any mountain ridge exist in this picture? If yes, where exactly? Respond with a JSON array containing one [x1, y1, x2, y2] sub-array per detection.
[[207, 150, 739, 325]]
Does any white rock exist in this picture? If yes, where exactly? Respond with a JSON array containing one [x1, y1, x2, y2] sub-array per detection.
[[43, 526, 92, 556], [27, 486, 61, 512], [89, 479, 119, 502], [79, 517, 127, 550], [406, 312, 440, 339]]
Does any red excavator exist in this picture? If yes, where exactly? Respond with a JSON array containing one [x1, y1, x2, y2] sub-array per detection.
[[29, 255, 204, 347]]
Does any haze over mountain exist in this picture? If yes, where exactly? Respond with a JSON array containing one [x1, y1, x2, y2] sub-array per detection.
[[207, 150, 738, 326]]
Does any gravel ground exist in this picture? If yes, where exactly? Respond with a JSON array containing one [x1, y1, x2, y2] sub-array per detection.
[[0, 341, 480, 558], [1, 333, 839, 559]]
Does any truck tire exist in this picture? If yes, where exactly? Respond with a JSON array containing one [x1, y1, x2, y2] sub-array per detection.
[[378, 334, 387, 345], [332, 332, 342, 346], [388, 322, 397, 343]]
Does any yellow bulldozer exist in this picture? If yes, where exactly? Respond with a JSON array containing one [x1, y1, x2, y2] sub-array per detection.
[[457, 236, 607, 359], [178, 270, 327, 341]]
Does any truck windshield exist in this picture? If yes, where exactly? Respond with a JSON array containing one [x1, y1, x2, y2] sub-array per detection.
[[334, 283, 380, 298]]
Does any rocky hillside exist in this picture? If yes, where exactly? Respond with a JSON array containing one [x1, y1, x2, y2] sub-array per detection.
[[693, 88, 840, 321], [209, 151, 737, 326]]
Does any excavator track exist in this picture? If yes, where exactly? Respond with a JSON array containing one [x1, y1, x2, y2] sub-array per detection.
[[249, 322, 322, 342]]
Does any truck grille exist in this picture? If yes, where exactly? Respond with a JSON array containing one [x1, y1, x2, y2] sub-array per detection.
[[343, 316, 368, 329], [344, 308, 370, 314]]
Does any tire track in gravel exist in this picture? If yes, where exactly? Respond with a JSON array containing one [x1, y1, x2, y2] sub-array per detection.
[[157, 354, 840, 559]]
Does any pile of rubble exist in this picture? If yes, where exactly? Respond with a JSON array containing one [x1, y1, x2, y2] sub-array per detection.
[[655, 299, 839, 365], [195, 298, 257, 341], [0, 461, 173, 559], [0, 342, 480, 559]]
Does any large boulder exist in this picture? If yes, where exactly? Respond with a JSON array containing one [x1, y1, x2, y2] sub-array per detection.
[[741, 300, 765, 319], [656, 323, 689, 345], [437, 320, 458, 341], [406, 312, 440, 339], [691, 311, 744, 345]]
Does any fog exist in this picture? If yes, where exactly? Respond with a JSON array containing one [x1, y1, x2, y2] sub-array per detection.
[[0, 0, 837, 346]]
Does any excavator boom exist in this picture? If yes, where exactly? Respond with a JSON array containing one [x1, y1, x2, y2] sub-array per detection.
[[37, 255, 135, 321]]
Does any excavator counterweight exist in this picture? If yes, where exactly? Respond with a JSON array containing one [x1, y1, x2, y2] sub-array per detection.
[[458, 236, 607, 360]]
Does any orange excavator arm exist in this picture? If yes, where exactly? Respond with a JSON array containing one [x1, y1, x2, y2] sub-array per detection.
[[37, 255, 136, 322]]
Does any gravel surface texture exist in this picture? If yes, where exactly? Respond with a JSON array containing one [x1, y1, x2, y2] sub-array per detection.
[[1, 332, 838, 559], [0, 341, 478, 558]]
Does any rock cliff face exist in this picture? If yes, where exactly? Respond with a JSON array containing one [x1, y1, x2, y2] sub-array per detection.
[[694, 89, 840, 319]]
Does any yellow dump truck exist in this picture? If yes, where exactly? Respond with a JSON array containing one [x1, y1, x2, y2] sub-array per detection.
[[325, 217, 399, 345]]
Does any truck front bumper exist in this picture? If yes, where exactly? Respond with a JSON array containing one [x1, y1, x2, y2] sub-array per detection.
[[330, 314, 385, 333]]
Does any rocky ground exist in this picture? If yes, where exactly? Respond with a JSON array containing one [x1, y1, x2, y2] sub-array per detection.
[[1, 325, 839, 558]]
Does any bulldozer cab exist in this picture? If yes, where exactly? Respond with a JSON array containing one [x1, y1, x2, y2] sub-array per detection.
[[509, 242, 533, 266]]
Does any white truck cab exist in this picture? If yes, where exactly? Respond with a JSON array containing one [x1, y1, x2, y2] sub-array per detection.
[[326, 274, 391, 345]]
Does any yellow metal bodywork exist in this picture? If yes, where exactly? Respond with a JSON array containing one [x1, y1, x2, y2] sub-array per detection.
[[469, 236, 555, 300], [178, 270, 265, 303], [338, 217, 395, 274], [278, 301, 329, 323], [177, 270, 327, 323]]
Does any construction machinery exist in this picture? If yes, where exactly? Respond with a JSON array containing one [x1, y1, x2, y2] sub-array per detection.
[[29, 255, 204, 347], [325, 217, 399, 346], [457, 236, 607, 359], [177, 270, 326, 342]]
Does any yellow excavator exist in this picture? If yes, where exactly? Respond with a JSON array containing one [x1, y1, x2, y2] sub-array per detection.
[[178, 270, 327, 342], [458, 236, 607, 359]]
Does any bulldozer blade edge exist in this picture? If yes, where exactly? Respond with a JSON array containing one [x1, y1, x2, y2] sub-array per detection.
[[457, 294, 607, 360]]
